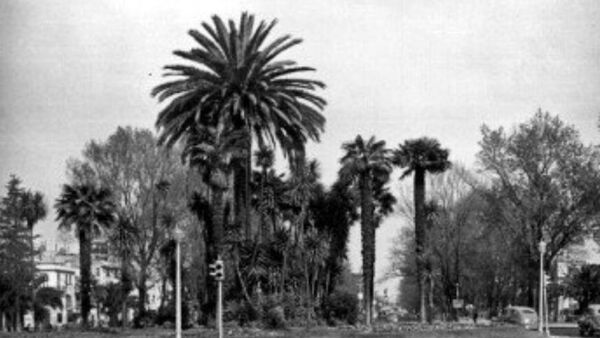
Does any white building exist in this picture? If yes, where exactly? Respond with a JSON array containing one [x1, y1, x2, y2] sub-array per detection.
[[23, 263, 77, 329]]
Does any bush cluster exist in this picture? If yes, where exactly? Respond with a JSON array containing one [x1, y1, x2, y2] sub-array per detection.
[[321, 290, 359, 325]]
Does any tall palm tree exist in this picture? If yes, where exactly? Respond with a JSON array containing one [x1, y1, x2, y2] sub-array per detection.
[[152, 12, 327, 238], [20, 190, 47, 330], [393, 137, 450, 323], [339, 135, 392, 327], [54, 184, 116, 327]]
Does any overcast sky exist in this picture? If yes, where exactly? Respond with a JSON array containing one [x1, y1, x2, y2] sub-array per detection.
[[1, 0, 599, 291]]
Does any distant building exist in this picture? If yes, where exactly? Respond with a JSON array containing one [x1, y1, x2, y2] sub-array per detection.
[[23, 263, 77, 329], [26, 237, 145, 327], [555, 238, 600, 312]]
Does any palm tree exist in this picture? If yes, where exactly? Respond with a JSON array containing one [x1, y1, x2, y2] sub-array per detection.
[[54, 184, 116, 327], [339, 135, 392, 327], [393, 137, 450, 323], [20, 190, 47, 330], [255, 147, 275, 241], [152, 12, 327, 238]]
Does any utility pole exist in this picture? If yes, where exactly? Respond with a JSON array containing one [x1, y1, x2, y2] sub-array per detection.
[[538, 240, 546, 334], [174, 227, 185, 338], [544, 274, 550, 336], [209, 257, 224, 338]]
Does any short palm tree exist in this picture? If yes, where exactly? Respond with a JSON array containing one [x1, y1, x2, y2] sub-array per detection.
[[152, 12, 327, 237], [393, 137, 450, 323], [55, 184, 116, 327], [339, 135, 392, 327], [20, 190, 47, 330]]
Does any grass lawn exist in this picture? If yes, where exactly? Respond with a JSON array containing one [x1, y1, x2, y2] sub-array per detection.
[[0, 326, 545, 338]]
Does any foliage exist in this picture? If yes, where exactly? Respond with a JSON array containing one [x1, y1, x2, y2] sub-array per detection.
[[0, 176, 46, 331], [563, 264, 600, 312], [155, 299, 192, 329], [322, 290, 359, 325], [67, 126, 191, 321], [478, 109, 600, 305], [152, 12, 326, 162]]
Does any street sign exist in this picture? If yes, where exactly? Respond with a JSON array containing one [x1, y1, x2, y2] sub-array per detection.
[[452, 299, 464, 309]]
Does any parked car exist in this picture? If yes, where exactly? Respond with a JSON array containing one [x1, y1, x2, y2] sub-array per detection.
[[578, 304, 600, 336], [502, 306, 538, 330]]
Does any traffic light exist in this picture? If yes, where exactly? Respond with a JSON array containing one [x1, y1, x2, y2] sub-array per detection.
[[209, 259, 224, 281]]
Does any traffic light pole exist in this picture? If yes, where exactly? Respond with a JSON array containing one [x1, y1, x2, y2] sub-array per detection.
[[176, 235, 182, 338], [209, 256, 224, 338], [217, 276, 223, 338]]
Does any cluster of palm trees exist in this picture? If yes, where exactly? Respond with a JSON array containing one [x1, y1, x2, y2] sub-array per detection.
[[149, 11, 452, 326]]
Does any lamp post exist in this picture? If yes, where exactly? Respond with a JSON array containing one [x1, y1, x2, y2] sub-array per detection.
[[538, 240, 546, 334], [174, 226, 185, 338]]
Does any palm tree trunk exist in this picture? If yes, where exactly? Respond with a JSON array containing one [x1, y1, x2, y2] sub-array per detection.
[[212, 189, 225, 256], [414, 168, 427, 324], [79, 228, 92, 327], [360, 172, 375, 327], [244, 128, 252, 240]]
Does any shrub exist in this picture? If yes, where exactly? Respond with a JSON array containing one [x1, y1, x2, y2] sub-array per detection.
[[321, 290, 359, 325], [155, 301, 191, 329], [224, 299, 259, 326], [264, 305, 286, 329]]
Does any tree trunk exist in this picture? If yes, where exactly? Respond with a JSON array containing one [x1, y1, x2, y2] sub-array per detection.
[[120, 259, 129, 328], [79, 228, 92, 327], [244, 129, 252, 240], [428, 271, 435, 323], [212, 189, 225, 256], [136, 269, 147, 325], [280, 252, 287, 295], [414, 168, 427, 324], [200, 186, 225, 324], [15, 295, 21, 332], [360, 172, 375, 327]]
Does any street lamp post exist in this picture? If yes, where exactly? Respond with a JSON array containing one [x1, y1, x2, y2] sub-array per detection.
[[174, 226, 185, 338], [538, 240, 546, 334]]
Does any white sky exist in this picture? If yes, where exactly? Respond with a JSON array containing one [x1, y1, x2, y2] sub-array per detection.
[[1, 0, 600, 292]]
